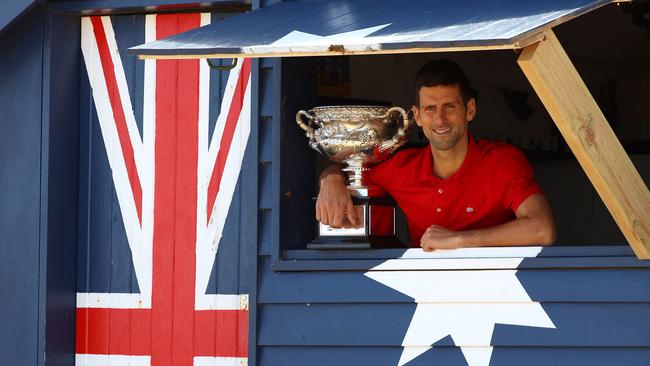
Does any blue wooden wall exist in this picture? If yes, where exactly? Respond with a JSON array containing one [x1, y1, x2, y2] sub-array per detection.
[[0, 7, 45, 366], [250, 2, 650, 366], [2, 1, 650, 366], [256, 247, 650, 365], [0, 5, 79, 366]]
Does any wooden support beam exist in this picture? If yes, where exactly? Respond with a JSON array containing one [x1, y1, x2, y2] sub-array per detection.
[[518, 29, 650, 259]]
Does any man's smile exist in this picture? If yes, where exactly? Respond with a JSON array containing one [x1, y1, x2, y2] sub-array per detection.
[[433, 127, 452, 135]]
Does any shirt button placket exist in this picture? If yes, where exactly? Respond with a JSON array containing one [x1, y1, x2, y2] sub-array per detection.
[[436, 186, 444, 213]]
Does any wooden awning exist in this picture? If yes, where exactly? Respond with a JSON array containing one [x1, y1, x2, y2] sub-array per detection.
[[129, 0, 614, 59], [128, 0, 650, 260]]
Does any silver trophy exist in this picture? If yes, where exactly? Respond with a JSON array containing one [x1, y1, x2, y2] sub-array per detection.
[[296, 105, 410, 248]]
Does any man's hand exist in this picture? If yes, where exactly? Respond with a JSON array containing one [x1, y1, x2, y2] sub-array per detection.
[[419, 225, 463, 251], [316, 167, 360, 228]]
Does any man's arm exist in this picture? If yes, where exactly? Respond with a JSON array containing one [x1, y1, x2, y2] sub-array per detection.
[[316, 164, 360, 228], [419, 193, 556, 251]]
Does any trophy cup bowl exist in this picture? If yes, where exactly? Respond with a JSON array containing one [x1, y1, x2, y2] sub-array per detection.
[[296, 105, 410, 189], [296, 105, 411, 249]]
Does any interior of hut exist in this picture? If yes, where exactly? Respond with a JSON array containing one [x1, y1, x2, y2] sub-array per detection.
[[280, 2, 650, 249]]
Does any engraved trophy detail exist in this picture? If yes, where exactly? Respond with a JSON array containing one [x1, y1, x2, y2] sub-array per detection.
[[296, 105, 410, 249]]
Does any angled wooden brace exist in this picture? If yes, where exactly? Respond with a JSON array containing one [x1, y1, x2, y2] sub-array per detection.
[[518, 29, 650, 259]]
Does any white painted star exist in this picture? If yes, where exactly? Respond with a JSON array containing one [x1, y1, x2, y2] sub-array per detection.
[[364, 247, 555, 366], [269, 24, 391, 46]]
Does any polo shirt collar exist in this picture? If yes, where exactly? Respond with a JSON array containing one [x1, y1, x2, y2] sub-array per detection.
[[417, 134, 482, 185]]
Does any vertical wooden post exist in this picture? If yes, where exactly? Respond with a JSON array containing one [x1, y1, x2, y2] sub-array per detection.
[[518, 29, 650, 259]]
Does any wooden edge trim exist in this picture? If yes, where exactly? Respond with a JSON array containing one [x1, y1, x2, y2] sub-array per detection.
[[517, 29, 650, 259], [134, 43, 522, 60]]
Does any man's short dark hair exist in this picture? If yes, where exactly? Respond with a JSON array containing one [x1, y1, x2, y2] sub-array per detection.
[[414, 59, 478, 106]]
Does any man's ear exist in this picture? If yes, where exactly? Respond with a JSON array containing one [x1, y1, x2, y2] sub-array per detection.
[[411, 105, 422, 127], [465, 98, 477, 122]]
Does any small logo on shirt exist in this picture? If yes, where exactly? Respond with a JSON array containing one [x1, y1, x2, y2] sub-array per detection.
[[466, 207, 474, 213]]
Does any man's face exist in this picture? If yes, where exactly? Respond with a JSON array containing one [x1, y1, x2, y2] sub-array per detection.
[[412, 84, 476, 151]]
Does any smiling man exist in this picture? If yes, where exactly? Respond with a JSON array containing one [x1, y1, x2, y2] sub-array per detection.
[[317, 59, 556, 251]]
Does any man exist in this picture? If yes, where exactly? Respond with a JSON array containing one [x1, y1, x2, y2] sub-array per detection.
[[316, 59, 556, 251]]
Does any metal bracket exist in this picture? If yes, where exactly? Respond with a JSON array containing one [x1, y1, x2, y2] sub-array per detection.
[[206, 58, 238, 71]]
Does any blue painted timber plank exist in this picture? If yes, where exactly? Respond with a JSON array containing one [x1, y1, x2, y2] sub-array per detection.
[[259, 116, 272, 163], [41, 12, 81, 364], [259, 264, 650, 303], [259, 346, 650, 366], [246, 57, 261, 366], [130, 0, 613, 57], [284, 245, 635, 260], [259, 163, 273, 209], [258, 209, 273, 256], [258, 303, 650, 346], [46, 0, 250, 13], [270, 256, 650, 271], [77, 48, 93, 293], [0, 8, 43, 366], [259, 67, 274, 117]]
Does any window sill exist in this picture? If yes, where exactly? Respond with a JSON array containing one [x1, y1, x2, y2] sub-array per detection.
[[272, 245, 645, 271]]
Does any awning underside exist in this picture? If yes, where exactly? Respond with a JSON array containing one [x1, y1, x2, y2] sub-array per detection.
[[129, 0, 614, 59]]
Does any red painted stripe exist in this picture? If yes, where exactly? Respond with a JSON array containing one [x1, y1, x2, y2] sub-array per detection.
[[206, 59, 252, 219], [90, 16, 143, 223], [194, 309, 248, 357], [152, 13, 201, 366], [76, 307, 247, 357], [76, 308, 151, 355]]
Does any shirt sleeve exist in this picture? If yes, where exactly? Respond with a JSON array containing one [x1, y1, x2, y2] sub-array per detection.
[[364, 155, 393, 190], [496, 147, 544, 213]]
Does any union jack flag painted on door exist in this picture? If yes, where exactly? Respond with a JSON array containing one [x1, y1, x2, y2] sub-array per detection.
[[77, 13, 251, 366]]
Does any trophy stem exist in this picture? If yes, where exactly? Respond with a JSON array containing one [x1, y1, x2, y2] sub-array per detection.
[[343, 156, 367, 190]]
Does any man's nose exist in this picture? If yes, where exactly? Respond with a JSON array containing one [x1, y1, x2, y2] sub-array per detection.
[[431, 108, 445, 125]]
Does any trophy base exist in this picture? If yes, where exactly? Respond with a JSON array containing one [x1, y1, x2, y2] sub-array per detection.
[[310, 195, 406, 249], [307, 235, 404, 250]]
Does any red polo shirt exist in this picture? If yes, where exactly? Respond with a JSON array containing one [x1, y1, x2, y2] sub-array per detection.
[[367, 137, 543, 247]]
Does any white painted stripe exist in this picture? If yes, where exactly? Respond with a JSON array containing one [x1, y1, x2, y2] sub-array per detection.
[[206, 59, 245, 164], [196, 59, 250, 301], [76, 293, 151, 309], [398, 246, 544, 259], [368, 258, 528, 271], [194, 356, 247, 366], [81, 18, 149, 303], [134, 12, 157, 311], [195, 13, 213, 300], [100, 16, 145, 175], [200, 12, 211, 27], [198, 75, 251, 304], [195, 294, 248, 311], [75, 354, 150, 366]]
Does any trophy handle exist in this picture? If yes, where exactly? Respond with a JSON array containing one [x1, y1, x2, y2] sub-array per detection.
[[379, 107, 411, 152], [296, 110, 316, 134]]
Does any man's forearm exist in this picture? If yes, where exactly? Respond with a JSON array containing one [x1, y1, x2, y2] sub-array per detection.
[[458, 216, 555, 247]]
